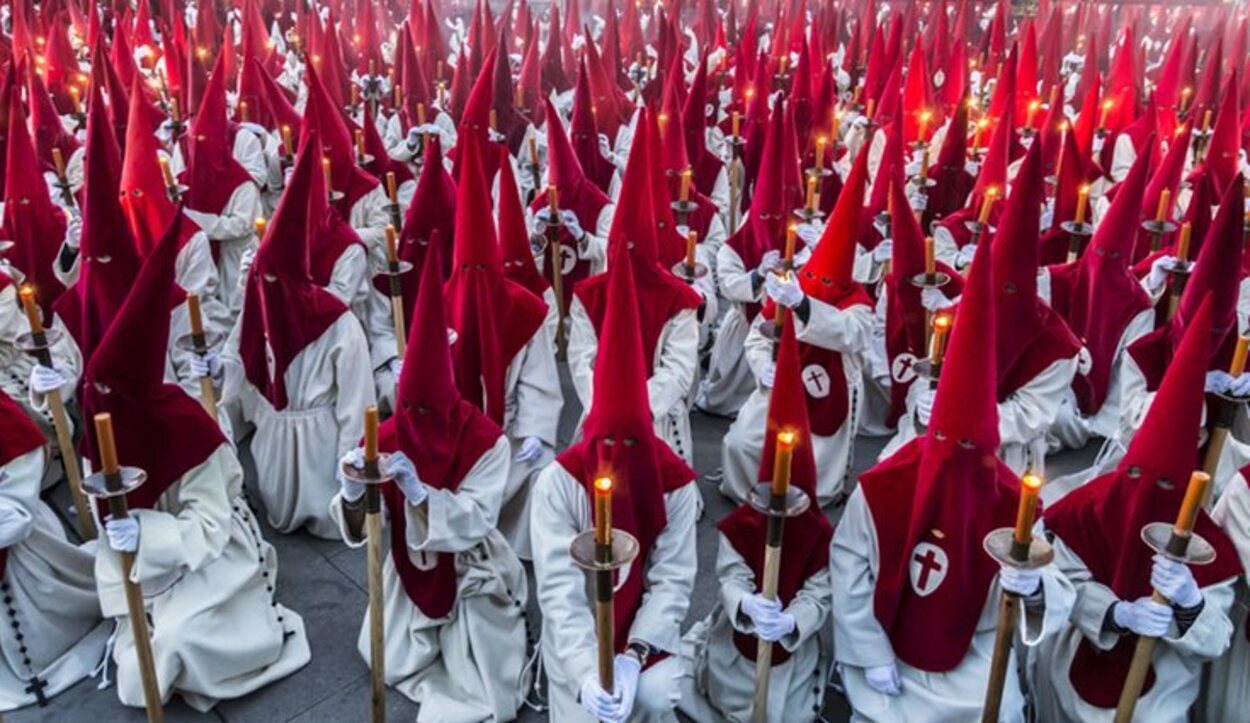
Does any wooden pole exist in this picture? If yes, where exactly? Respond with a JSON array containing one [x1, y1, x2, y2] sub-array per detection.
[[185, 294, 218, 421], [362, 407, 386, 723], [1113, 471, 1212, 723], [981, 474, 1043, 723], [546, 187, 567, 360], [751, 430, 796, 723], [384, 226, 407, 359], [93, 414, 164, 723], [19, 287, 95, 539]]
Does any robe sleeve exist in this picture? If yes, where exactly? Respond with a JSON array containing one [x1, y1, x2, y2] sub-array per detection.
[[510, 328, 563, 446], [384, 114, 416, 162], [998, 356, 1080, 447], [831, 489, 897, 668], [1213, 472, 1250, 573], [405, 437, 510, 553], [647, 309, 698, 421], [627, 483, 699, 654], [1018, 537, 1078, 647], [794, 299, 873, 354], [743, 318, 775, 382], [1161, 579, 1235, 660], [717, 534, 831, 653], [0, 449, 45, 550], [1117, 354, 1155, 441], [129, 447, 237, 584], [185, 182, 262, 241], [331, 316, 378, 457], [349, 187, 393, 254], [566, 297, 597, 413], [326, 245, 369, 305], [233, 131, 270, 188], [576, 204, 613, 272], [717, 244, 762, 304], [1049, 535, 1124, 652]]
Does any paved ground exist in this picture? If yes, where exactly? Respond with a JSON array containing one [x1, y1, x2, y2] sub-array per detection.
[[15, 366, 1099, 722]]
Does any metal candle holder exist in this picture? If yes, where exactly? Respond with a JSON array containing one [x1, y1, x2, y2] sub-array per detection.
[[746, 483, 811, 518], [82, 466, 148, 499], [671, 260, 709, 283], [982, 528, 1055, 570], [569, 529, 640, 572]]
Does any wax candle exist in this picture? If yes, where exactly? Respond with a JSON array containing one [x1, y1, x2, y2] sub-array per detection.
[[1074, 185, 1089, 225], [594, 476, 613, 546], [770, 431, 796, 496], [1014, 474, 1043, 545]]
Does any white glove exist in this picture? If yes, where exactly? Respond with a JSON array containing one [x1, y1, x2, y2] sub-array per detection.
[[613, 653, 642, 721], [578, 672, 622, 721], [955, 243, 977, 269], [383, 450, 427, 504], [1151, 554, 1202, 608], [999, 565, 1042, 596], [1092, 136, 1105, 154], [282, 166, 294, 188], [864, 662, 902, 696], [188, 352, 223, 380], [560, 209, 585, 240], [337, 448, 366, 502], [916, 387, 937, 427], [65, 214, 83, 249], [871, 239, 893, 264], [29, 365, 69, 395], [488, 128, 506, 144], [908, 192, 928, 212], [964, 160, 980, 176], [758, 361, 776, 389], [406, 127, 422, 149], [795, 223, 822, 248], [764, 272, 805, 308], [921, 287, 957, 311], [740, 593, 795, 642], [597, 134, 620, 165], [1205, 370, 1234, 395], [757, 249, 782, 275], [515, 436, 544, 463], [1230, 373, 1250, 397], [104, 516, 139, 553], [389, 358, 404, 381], [904, 159, 922, 177], [1147, 255, 1179, 292], [1113, 597, 1173, 637]]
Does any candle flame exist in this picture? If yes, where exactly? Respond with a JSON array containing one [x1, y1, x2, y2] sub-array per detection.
[[986, 186, 999, 199], [1078, 183, 1090, 195], [777, 430, 797, 446], [594, 476, 613, 493], [1028, 99, 1041, 112], [976, 117, 989, 129], [18, 284, 35, 300], [919, 110, 933, 122], [934, 313, 952, 330], [1022, 473, 1044, 491], [1102, 99, 1114, 110]]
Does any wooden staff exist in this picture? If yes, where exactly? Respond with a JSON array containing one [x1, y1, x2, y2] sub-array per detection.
[[1200, 337, 1250, 487], [362, 407, 386, 723], [185, 294, 218, 421], [384, 172, 403, 231], [1113, 471, 1212, 723], [751, 430, 797, 723], [384, 225, 407, 358], [593, 475, 616, 692], [19, 287, 94, 539], [50, 148, 79, 212], [546, 187, 568, 359], [93, 414, 164, 723], [981, 474, 1043, 723]]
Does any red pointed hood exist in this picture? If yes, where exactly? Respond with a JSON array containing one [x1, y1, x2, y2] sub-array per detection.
[[0, 385, 44, 468], [395, 134, 457, 285], [496, 145, 548, 296], [82, 213, 224, 510], [1197, 71, 1241, 193], [540, 3, 572, 94], [300, 58, 380, 211], [1133, 125, 1191, 262], [727, 99, 802, 268], [568, 58, 616, 193], [25, 65, 80, 174], [798, 145, 870, 305], [184, 51, 253, 216], [240, 55, 301, 132], [119, 75, 184, 255], [534, 94, 611, 230], [927, 91, 974, 221], [581, 27, 632, 141]]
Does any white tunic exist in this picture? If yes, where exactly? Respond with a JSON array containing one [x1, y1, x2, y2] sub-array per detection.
[[328, 437, 530, 722], [323, 244, 400, 411], [700, 243, 765, 417], [222, 312, 377, 538], [1205, 471, 1250, 721], [1031, 535, 1235, 723], [95, 445, 311, 712], [721, 299, 873, 505], [530, 462, 698, 722], [0, 447, 108, 711], [831, 488, 1076, 722], [568, 300, 699, 464], [679, 535, 831, 723]]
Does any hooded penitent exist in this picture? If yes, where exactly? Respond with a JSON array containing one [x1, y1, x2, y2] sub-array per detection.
[[376, 239, 502, 619], [300, 58, 380, 213], [443, 136, 547, 426], [183, 50, 253, 219], [119, 75, 196, 255], [496, 145, 549, 298], [1046, 296, 1240, 708], [394, 134, 457, 290], [237, 132, 350, 411], [1047, 140, 1154, 416], [569, 58, 617, 195], [82, 213, 225, 511], [557, 247, 697, 653]]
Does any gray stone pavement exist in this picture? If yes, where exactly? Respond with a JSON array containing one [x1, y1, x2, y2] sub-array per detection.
[[15, 367, 1099, 722]]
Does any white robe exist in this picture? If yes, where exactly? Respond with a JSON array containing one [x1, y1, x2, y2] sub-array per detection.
[[568, 300, 699, 464], [1205, 470, 1250, 721], [0, 447, 108, 711], [700, 243, 764, 417], [346, 187, 403, 395], [95, 445, 311, 712], [831, 488, 1076, 722], [324, 244, 401, 411], [722, 299, 874, 505], [1031, 535, 1235, 723], [679, 535, 831, 723], [328, 437, 530, 722], [530, 463, 698, 722], [222, 312, 377, 538]]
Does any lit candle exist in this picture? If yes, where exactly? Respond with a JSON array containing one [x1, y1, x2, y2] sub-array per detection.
[[1014, 474, 1043, 545], [685, 229, 698, 269], [322, 157, 333, 196], [924, 236, 936, 278], [1201, 108, 1213, 134], [69, 85, 81, 114], [918, 109, 931, 141], [978, 187, 997, 224], [489, 108, 498, 131], [770, 430, 796, 496], [159, 156, 176, 188], [385, 224, 399, 264], [363, 406, 380, 477], [1074, 185, 1090, 226], [386, 172, 398, 203], [594, 476, 613, 546], [731, 111, 741, 137], [52, 147, 67, 179], [830, 111, 842, 145], [240, 100, 249, 123], [930, 312, 952, 364], [355, 129, 366, 162], [281, 125, 293, 157], [1098, 98, 1113, 129], [680, 168, 692, 203], [528, 137, 538, 165], [815, 136, 827, 170], [1174, 471, 1211, 537], [784, 224, 797, 267], [417, 102, 427, 126], [254, 217, 266, 238], [658, 112, 669, 137], [548, 185, 559, 215], [393, 83, 402, 107], [1026, 99, 1039, 130], [865, 98, 876, 121], [972, 117, 989, 152], [805, 174, 818, 211], [1175, 222, 1192, 263], [1155, 189, 1172, 223], [19, 286, 42, 335]]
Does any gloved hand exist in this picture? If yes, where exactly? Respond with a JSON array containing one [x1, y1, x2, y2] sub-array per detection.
[[909, 192, 928, 212], [758, 361, 776, 389], [795, 223, 823, 248], [65, 214, 83, 250], [1205, 370, 1234, 395], [29, 365, 70, 396], [1000, 565, 1043, 596], [964, 160, 980, 176], [1114, 597, 1173, 637], [189, 352, 223, 380], [921, 287, 957, 311], [560, 209, 585, 240], [865, 662, 902, 696], [955, 243, 977, 269], [613, 653, 642, 721], [915, 387, 937, 427], [871, 239, 893, 264], [515, 436, 544, 463], [105, 516, 139, 553], [389, 358, 404, 381], [488, 128, 506, 144], [1146, 255, 1179, 292], [597, 134, 620, 165], [282, 166, 294, 188], [383, 451, 428, 504], [1151, 554, 1202, 608], [337, 448, 366, 502], [1230, 373, 1250, 398], [764, 272, 805, 309], [757, 249, 782, 276], [579, 672, 622, 722], [740, 593, 796, 642], [406, 127, 423, 149]]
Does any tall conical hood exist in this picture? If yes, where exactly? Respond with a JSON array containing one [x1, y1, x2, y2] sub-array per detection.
[[799, 144, 869, 303], [25, 63, 79, 173], [184, 49, 252, 215], [119, 74, 180, 254], [398, 239, 459, 420], [1176, 173, 1246, 337], [496, 145, 548, 296], [1201, 71, 1241, 193]]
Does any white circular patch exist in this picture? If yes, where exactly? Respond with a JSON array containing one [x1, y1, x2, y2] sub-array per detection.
[[559, 245, 578, 275], [1077, 346, 1093, 376], [801, 364, 832, 399], [892, 353, 920, 385], [909, 542, 949, 597]]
